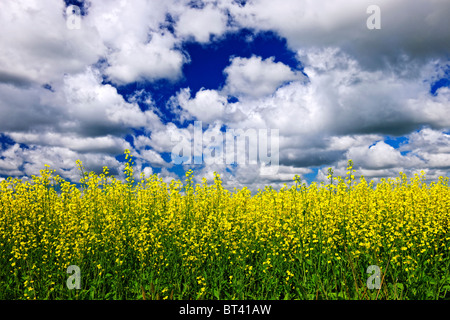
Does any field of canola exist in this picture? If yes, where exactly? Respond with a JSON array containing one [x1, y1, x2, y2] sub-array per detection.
[[1, 150, 450, 300]]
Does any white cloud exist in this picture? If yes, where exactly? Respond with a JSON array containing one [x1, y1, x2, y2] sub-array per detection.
[[405, 128, 450, 154], [216, 48, 445, 139], [0, 66, 168, 178], [138, 149, 169, 168], [314, 127, 450, 184], [175, 88, 227, 123], [158, 45, 449, 185], [0, 144, 24, 175], [0, 0, 105, 86], [175, 4, 228, 43], [277, 48, 448, 137], [86, 0, 169, 45], [145, 122, 193, 154], [346, 141, 422, 170], [104, 32, 186, 84], [0, 0, 188, 87], [227, 0, 450, 70], [7, 132, 131, 154], [223, 56, 303, 98], [211, 47, 449, 182], [141, 166, 153, 178], [0, 67, 161, 137], [0, 143, 122, 181], [402, 128, 450, 169], [62, 68, 162, 132], [86, 0, 189, 85]]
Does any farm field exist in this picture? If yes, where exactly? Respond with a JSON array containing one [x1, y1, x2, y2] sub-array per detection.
[[1, 151, 449, 300]]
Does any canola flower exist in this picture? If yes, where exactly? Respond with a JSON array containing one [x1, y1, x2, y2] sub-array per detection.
[[0, 151, 449, 300]]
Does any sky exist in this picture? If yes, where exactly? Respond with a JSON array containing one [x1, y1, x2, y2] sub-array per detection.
[[0, 0, 449, 192]]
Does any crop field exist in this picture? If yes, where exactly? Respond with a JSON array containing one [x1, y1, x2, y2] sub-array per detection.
[[1, 151, 449, 300]]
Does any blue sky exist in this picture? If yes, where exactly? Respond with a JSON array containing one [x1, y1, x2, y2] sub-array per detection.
[[0, 0, 449, 191]]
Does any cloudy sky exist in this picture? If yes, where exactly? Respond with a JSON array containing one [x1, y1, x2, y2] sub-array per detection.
[[0, 0, 449, 191]]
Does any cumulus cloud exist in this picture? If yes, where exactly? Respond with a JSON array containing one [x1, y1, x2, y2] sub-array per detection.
[[86, 0, 187, 84], [1, 67, 160, 138], [138, 149, 169, 168], [297, 48, 450, 136], [405, 127, 450, 154], [0, 0, 183, 179], [234, 48, 447, 134], [175, 4, 228, 43], [223, 56, 304, 98], [204, 46, 448, 182], [62, 68, 161, 134], [174, 88, 227, 123], [7, 132, 131, 154], [0, 0, 105, 86], [313, 127, 450, 184], [144, 122, 193, 154], [103, 32, 186, 85], [0, 143, 122, 181], [161, 41, 448, 186], [227, 0, 450, 70], [0, 0, 190, 87], [401, 128, 450, 169], [346, 141, 422, 170], [0, 66, 168, 179]]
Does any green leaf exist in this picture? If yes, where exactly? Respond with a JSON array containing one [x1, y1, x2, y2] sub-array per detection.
[[213, 288, 220, 299], [395, 283, 404, 291], [105, 292, 114, 299]]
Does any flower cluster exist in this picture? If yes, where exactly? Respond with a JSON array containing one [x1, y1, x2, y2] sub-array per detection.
[[1, 153, 449, 300]]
